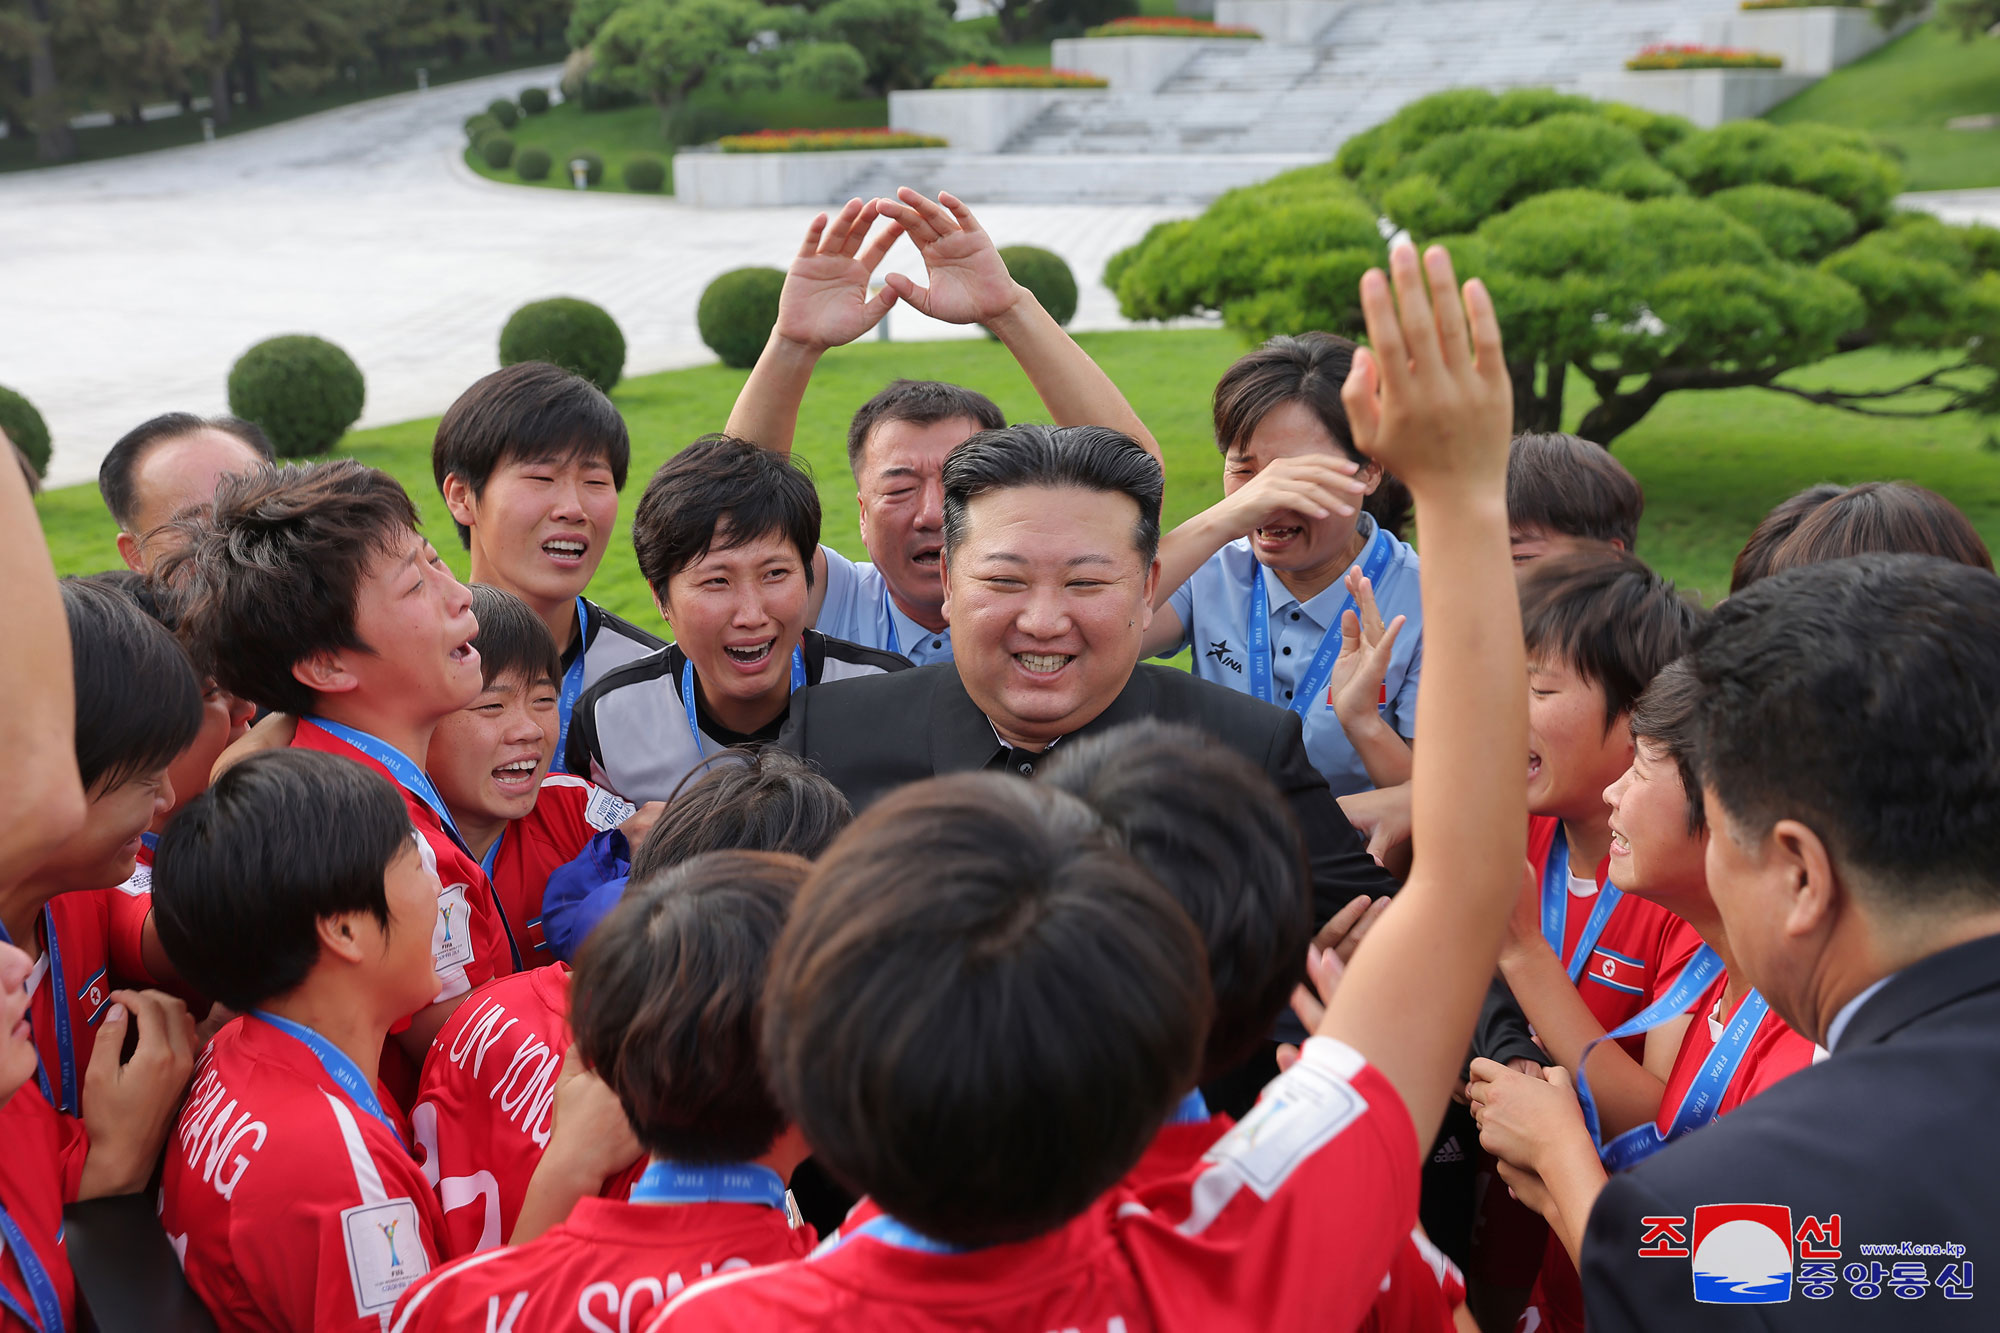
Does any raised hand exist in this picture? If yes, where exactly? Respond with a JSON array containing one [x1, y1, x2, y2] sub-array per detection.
[[80, 988, 196, 1198], [772, 197, 903, 352], [1220, 454, 1365, 537], [874, 189, 1024, 328], [1329, 570, 1405, 732]]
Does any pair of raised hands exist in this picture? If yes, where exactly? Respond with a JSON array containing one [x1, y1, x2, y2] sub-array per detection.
[[773, 189, 1026, 351]]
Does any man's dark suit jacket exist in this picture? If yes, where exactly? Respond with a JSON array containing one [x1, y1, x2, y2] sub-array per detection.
[[1583, 931, 2000, 1331], [776, 660, 1396, 925]]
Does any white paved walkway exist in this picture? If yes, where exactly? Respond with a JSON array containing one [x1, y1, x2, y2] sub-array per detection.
[[0, 66, 1197, 487]]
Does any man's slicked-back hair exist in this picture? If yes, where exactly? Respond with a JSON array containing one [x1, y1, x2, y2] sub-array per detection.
[[845, 379, 1004, 478], [1730, 483, 1845, 594], [629, 747, 851, 882], [1045, 720, 1311, 1083], [942, 423, 1163, 565], [98, 412, 275, 530], [60, 577, 204, 793], [1629, 658, 1706, 836], [1520, 551, 1703, 730], [1690, 555, 2000, 909], [764, 774, 1209, 1247], [469, 584, 561, 691], [1506, 432, 1644, 552], [432, 362, 631, 547], [571, 850, 806, 1161], [1766, 481, 1992, 579], [156, 460, 422, 717], [152, 749, 412, 1011], [631, 435, 820, 599]]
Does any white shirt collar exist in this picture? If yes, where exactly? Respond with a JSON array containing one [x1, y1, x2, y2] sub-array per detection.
[[1824, 973, 1896, 1052]]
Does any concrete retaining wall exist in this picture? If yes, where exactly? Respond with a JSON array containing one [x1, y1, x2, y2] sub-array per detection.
[[1577, 68, 1818, 127], [671, 148, 953, 207], [1212, 0, 1344, 43], [1698, 6, 1914, 77], [886, 87, 1105, 153], [1049, 36, 1246, 92]]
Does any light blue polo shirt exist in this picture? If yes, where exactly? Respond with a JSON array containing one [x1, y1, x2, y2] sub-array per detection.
[[815, 544, 955, 666], [1163, 513, 1422, 797]]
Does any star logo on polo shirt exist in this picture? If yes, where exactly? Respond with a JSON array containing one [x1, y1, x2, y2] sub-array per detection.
[[1206, 639, 1245, 674]]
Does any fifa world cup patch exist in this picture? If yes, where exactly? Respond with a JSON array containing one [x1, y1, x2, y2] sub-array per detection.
[[340, 1197, 429, 1316], [432, 883, 475, 971], [1204, 1056, 1366, 1198]]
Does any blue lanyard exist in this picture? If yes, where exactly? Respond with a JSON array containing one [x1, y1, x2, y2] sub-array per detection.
[[477, 832, 525, 973], [1165, 1088, 1210, 1125], [139, 832, 158, 853], [854, 1214, 969, 1255], [680, 646, 805, 759], [882, 587, 900, 658], [307, 718, 471, 859], [630, 1160, 787, 1210], [551, 596, 589, 775], [1245, 526, 1393, 719], [1539, 830, 1624, 983], [0, 1204, 64, 1333], [252, 1011, 406, 1151], [0, 911, 75, 1117]]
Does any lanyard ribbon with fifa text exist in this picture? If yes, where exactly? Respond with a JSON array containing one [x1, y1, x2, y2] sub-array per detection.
[[306, 718, 472, 861], [1540, 829, 1624, 984], [0, 911, 75, 1117], [1246, 525, 1393, 718], [253, 1011, 408, 1151], [682, 647, 805, 759], [0, 1203, 64, 1333], [630, 1160, 787, 1210]]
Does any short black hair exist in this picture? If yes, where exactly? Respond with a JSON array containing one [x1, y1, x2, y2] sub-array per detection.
[[629, 747, 851, 882], [157, 460, 423, 717], [630, 435, 820, 598], [1689, 555, 2000, 910], [845, 379, 1004, 478], [98, 412, 274, 530], [1629, 658, 1706, 836], [432, 362, 631, 548], [764, 774, 1209, 1247], [1768, 481, 1992, 578], [942, 424, 1163, 565], [469, 584, 561, 691], [60, 577, 203, 793], [1730, 484, 1845, 594], [571, 850, 806, 1162], [1045, 720, 1311, 1083], [1506, 432, 1644, 552], [152, 749, 413, 1011], [1520, 551, 1703, 729], [75, 567, 182, 633]]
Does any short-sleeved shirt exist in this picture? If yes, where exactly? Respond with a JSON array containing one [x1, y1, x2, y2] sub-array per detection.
[[814, 546, 954, 666], [160, 1015, 447, 1333], [552, 601, 667, 776], [0, 1085, 81, 1333], [647, 1036, 1417, 1333], [1164, 514, 1422, 797], [481, 776, 633, 972], [389, 1194, 816, 1333], [10, 887, 159, 1119], [566, 632, 911, 804]]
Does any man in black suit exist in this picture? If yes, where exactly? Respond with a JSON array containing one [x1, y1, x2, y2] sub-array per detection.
[[1583, 554, 2000, 1331], [778, 421, 1396, 927]]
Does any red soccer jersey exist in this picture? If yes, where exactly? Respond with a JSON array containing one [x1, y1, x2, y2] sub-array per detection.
[[1521, 971, 1817, 1333], [0, 1086, 81, 1333], [1528, 817, 1703, 1060], [14, 886, 158, 1119], [294, 721, 507, 1005], [647, 1037, 1418, 1333], [390, 1193, 815, 1333], [483, 776, 632, 972], [160, 1015, 446, 1333]]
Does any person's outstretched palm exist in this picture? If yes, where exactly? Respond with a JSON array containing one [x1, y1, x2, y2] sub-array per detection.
[[876, 189, 1022, 328], [773, 197, 903, 351]]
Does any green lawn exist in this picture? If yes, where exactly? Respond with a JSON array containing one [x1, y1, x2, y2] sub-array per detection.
[[1766, 23, 2000, 191], [33, 332, 1999, 618]]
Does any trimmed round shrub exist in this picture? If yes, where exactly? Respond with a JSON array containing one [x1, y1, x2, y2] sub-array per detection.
[[487, 98, 520, 128], [463, 112, 500, 142], [622, 154, 666, 192], [519, 86, 550, 115], [500, 298, 626, 392], [697, 267, 785, 369], [999, 245, 1078, 327], [0, 384, 51, 478], [226, 335, 365, 459], [565, 150, 605, 186], [480, 132, 516, 169], [516, 145, 552, 181]]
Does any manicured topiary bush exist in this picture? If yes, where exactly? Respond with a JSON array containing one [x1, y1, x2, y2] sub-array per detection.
[[519, 86, 551, 114], [516, 145, 552, 180], [487, 98, 520, 128], [500, 298, 626, 391], [623, 154, 667, 192], [480, 132, 516, 169], [226, 335, 365, 458], [464, 113, 500, 142], [697, 268, 786, 369], [0, 385, 51, 478], [999, 245, 1078, 327], [565, 150, 605, 185]]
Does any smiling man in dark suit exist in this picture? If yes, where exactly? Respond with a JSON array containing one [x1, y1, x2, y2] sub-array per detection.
[[778, 421, 1395, 925]]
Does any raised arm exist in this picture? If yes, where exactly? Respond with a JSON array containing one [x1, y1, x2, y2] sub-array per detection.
[[874, 189, 1163, 464], [2, 454, 86, 884], [724, 198, 903, 456], [1318, 243, 1526, 1154]]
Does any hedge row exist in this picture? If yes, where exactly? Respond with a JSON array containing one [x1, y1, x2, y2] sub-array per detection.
[[719, 128, 947, 153], [1627, 44, 1783, 70]]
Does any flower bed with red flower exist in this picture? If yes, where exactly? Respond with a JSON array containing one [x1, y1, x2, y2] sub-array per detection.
[[718, 128, 948, 153], [1082, 16, 1260, 37], [1626, 44, 1784, 70], [932, 64, 1109, 89]]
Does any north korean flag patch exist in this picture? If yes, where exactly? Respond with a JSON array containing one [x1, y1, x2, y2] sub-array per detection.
[[1583, 945, 1647, 996]]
